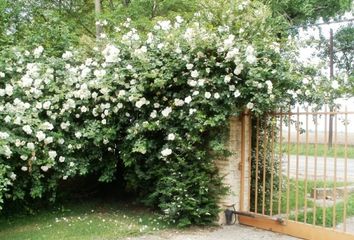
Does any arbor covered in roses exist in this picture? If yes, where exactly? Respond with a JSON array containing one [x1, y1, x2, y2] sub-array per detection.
[[0, 1, 316, 226]]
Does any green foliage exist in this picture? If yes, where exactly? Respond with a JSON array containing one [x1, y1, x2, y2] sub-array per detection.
[[250, 117, 280, 214], [0, 164, 11, 210], [101, 0, 198, 32], [262, 0, 352, 25], [0, 0, 325, 226], [0, 0, 81, 54], [334, 24, 354, 77]]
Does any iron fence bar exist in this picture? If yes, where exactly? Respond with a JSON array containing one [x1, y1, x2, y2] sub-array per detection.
[[295, 107, 300, 221], [333, 111, 338, 229], [286, 109, 291, 220], [270, 116, 275, 217], [343, 107, 348, 232], [304, 107, 309, 223], [255, 118, 260, 214], [262, 117, 268, 215], [323, 105, 328, 227], [278, 112, 283, 216], [269, 111, 354, 116], [248, 113, 252, 213], [313, 112, 318, 225]]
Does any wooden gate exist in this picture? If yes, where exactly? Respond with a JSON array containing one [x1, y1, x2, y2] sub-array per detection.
[[239, 106, 354, 240]]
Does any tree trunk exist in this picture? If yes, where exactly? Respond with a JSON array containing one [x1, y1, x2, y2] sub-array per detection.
[[122, 0, 130, 6], [151, 0, 158, 18], [328, 29, 334, 149], [94, 0, 102, 38]]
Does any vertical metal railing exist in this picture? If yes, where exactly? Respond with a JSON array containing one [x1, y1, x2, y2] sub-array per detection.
[[250, 106, 354, 234]]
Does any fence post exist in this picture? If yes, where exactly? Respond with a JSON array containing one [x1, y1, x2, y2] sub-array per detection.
[[216, 112, 251, 224]]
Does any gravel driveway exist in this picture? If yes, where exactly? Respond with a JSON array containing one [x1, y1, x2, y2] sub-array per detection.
[[124, 225, 300, 240]]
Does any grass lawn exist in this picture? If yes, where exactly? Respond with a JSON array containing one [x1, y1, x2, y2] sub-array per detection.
[[268, 178, 354, 228], [0, 199, 170, 240], [282, 143, 354, 159]]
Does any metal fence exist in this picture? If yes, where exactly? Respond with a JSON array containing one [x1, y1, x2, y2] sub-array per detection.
[[246, 106, 354, 239]]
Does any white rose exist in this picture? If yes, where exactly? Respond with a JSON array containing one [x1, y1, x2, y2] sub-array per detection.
[[161, 148, 172, 157], [75, 132, 82, 139], [36, 131, 46, 142], [4, 146, 12, 158], [41, 122, 54, 130], [205, 92, 211, 99], [176, 16, 184, 24], [102, 44, 120, 63], [41, 165, 50, 172], [331, 80, 339, 90], [247, 102, 254, 109], [197, 79, 205, 86], [48, 150, 57, 159], [234, 64, 244, 75], [174, 99, 184, 106], [4, 115, 11, 123], [191, 70, 199, 78], [184, 96, 192, 104], [234, 90, 241, 98], [0, 132, 9, 140], [43, 101, 51, 110], [186, 64, 194, 70], [10, 172, 16, 180], [62, 51, 73, 59], [158, 20, 171, 31], [5, 84, 13, 96], [188, 80, 197, 87], [150, 110, 157, 119], [167, 133, 176, 141], [224, 75, 231, 83], [27, 142, 35, 150], [33, 46, 44, 58], [44, 137, 53, 144], [161, 107, 172, 117]]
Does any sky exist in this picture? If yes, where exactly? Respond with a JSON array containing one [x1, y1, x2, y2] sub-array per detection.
[[289, 11, 354, 133]]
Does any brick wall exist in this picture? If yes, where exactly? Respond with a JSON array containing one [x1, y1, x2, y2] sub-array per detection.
[[216, 114, 251, 224]]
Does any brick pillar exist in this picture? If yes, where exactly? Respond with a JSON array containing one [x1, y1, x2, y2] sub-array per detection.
[[216, 113, 251, 224]]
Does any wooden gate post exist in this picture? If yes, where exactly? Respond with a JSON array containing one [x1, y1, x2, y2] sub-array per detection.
[[216, 112, 251, 224]]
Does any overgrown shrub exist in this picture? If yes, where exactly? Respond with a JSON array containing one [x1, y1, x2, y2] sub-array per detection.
[[0, 1, 315, 226]]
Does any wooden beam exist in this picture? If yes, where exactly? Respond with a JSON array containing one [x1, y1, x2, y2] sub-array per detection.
[[239, 214, 354, 240]]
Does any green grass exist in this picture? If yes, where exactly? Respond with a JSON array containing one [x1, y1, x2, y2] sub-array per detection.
[[282, 143, 354, 159], [266, 178, 354, 228], [0, 200, 170, 240], [295, 193, 354, 228], [278, 179, 347, 214]]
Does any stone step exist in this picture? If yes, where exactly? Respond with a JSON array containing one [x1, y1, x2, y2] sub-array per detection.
[[311, 185, 354, 200]]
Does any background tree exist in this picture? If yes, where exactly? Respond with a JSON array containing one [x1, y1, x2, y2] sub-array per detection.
[[262, 0, 352, 25], [334, 24, 354, 77]]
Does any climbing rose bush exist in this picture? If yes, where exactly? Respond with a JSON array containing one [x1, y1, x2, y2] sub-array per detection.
[[0, 2, 314, 226]]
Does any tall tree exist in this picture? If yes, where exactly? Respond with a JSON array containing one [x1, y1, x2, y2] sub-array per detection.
[[94, 0, 102, 38], [262, 0, 352, 25], [334, 24, 354, 77]]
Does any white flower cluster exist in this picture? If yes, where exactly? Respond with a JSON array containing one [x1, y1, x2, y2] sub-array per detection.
[[0, 11, 305, 206]]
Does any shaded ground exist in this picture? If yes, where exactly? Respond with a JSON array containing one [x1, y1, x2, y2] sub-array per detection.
[[124, 225, 300, 240]]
